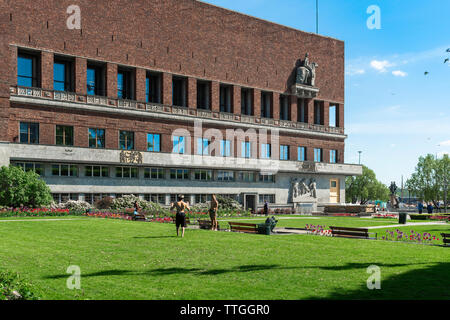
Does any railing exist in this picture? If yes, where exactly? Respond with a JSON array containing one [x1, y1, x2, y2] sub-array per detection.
[[10, 86, 346, 135]]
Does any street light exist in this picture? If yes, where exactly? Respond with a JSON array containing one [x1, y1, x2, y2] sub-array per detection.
[[358, 151, 362, 165]]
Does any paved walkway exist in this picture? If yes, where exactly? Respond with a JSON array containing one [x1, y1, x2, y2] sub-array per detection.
[[366, 222, 447, 229], [0, 218, 83, 222], [218, 217, 320, 222]]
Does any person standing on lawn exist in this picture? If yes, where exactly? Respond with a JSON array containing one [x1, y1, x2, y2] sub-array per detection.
[[264, 201, 269, 216], [417, 201, 424, 214], [427, 202, 433, 214], [170, 195, 190, 238], [209, 194, 219, 231]]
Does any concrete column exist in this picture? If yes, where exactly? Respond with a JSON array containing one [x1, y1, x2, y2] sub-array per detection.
[[162, 73, 172, 106], [106, 63, 118, 98], [41, 51, 54, 90], [135, 68, 147, 102], [75, 57, 87, 95], [0, 143, 10, 167]]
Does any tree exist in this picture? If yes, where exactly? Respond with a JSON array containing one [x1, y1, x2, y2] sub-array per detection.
[[345, 165, 389, 204], [0, 165, 52, 208], [406, 154, 449, 210]]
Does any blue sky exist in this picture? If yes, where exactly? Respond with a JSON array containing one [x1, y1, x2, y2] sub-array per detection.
[[202, 0, 450, 186]]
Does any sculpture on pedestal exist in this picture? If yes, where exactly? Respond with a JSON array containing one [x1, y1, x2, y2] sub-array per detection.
[[296, 53, 319, 87]]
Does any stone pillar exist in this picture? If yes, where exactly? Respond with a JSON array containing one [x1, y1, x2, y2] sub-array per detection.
[[253, 89, 261, 118], [211, 81, 220, 112], [233, 85, 240, 115], [187, 77, 197, 109], [162, 73, 172, 106], [306, 99, 314, 124], [337, 104, 344, 128], [323, 101, 330, 127], [0, 143, 10, 167], [272, 92, 280, 120], [75, 57, 87, 95], [106, 63, 117, 98], [290, 95, 298, 122], [135, 68, 147, 102], [41, 51, 54, 90]]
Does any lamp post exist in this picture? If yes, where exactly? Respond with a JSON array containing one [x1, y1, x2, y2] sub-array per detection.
[[316, 0, 319, 34], [358, 151, 362, 165]]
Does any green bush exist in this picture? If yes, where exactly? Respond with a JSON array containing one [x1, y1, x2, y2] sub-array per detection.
[[0, 166, 52, 208], [216, 195, 244, 210], [0, 271, 39, 300], [95, 196, 114, 210], [409, 214, 431, 220]]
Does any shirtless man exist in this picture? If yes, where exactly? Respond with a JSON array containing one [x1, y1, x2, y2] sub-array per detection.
[[209, 194, 219, 231], [170, 195, 190, 238]]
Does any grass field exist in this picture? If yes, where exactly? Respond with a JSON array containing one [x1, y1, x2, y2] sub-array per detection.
[[0, 216, 448, 300]]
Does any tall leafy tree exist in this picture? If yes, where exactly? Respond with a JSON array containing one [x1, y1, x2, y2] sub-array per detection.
[[0, 166, 52, 208], [345, 165, 389, 204]]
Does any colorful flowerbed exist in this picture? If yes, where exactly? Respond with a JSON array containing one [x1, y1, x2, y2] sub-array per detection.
[[381, 229, 442, 245], [305, 224, 332, 236], [373, 213, 398, 219], [82, 212, 133, 221]]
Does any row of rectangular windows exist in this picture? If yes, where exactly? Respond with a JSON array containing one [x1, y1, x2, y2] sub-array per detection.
[[17, 50, 340, 125], [19, 122, 338, 163], [13, 162, 276, 182], [51, 193, 275, 205]]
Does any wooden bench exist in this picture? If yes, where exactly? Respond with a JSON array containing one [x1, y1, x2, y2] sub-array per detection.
[[133, 214, 146, 222], [441, 233, 450, 246], [330, 226, 377, 240], [171, 216, 191, 225], [229, 222, 259, 234]]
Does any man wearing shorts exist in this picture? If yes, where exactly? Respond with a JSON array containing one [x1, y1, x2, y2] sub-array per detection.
[[209, 194, 219, 231], [170, 195, 190, 238]]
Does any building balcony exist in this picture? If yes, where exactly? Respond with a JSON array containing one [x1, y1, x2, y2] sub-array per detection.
[[9, 86, 346, 138]]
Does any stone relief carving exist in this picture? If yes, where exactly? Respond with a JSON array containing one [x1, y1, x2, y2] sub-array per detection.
[[120, 150, 143, 164], [296, 53, 319, 87], [291, 177, 318, 202]]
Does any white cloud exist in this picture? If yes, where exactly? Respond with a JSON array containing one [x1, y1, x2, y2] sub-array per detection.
[[370, 60, 394, 72], [346, 68, 365, 76], [392, 70, 408, 77], [439, 140, 450, 146]]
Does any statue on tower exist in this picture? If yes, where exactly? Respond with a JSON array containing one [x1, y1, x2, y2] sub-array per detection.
[[296, 53, 318, 86]]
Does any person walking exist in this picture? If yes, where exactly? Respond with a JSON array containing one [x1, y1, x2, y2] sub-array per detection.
[[264, 200, 269, 216], [170, 195, 190, 238], [133, 201, 140, 220], [209, 194, 219, 231], [417, 201, 424, 214], [426, 202, 433, 214]]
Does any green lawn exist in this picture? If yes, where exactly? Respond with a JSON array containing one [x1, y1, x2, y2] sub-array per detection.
[[0, 217, 449, 300]]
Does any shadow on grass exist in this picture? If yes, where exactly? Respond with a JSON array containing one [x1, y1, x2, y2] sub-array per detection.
[[132, 236, 178, 239], [307, 262, 450, 300]]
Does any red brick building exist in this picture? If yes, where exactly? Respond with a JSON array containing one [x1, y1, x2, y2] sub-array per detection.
[[0, 0, 361, 211]]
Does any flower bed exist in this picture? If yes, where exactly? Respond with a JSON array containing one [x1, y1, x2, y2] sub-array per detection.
[[0, 208, 71, 218], [305, 224, 332, 236], [381, 229, 441, 245], [373, 213, 398, 219], [82, 212, 133, 221]]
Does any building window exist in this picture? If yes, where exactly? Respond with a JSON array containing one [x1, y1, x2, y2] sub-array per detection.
[[146, 72, 161, 103], [330, 150, 338, 163], [54, 58, 73, 92], [172, 77, 187, 107], [314, 148, 323, 162], [52, 164, 78, 177], [261, 91, 272, 118], [298, 146, 307, 161], [13, 162, 44, 176], [220, 140, 231, 157], [194, 170, 212, 181], [241, 141, 252, 158], [85, 166, 109, 178], [89, 128, 105, 149], [197, 138, 210, 155], [17, 52, 40, 87], [53, 193, 79, 204], [144, 168, 165, 179], [195, 194, 211, 204], [144, 194, 165, 204], [220, 85, 233, 113], [259, 194, 275, 204], [241, 88, 253, 116], [259, 173, 274, 183], [19, 122, 39, 144], [329, 104, 337, 127], [84, 193, 105, 205], [170, 169, 190, 180], [280, 95, 291, 121], [117, 68, 134, 100], [172, 136, 186, 154], [217, 171, 234, 182], [56, 125, 74, 146], [238, 171, 254, 182], [298, 99, 307, 123], [260, 143, 271, 159], [314, 101, 324, 125], [197, 81, 211, 110], [119, 131, 134, 150], [280, 145, 289, 160], [87, 63, 105, 96], [147, 133, 161, 152], [115, 167, 138, 178]]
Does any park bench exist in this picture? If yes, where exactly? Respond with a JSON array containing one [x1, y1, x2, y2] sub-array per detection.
[[330, 226, 377, 240], [198, 219, 220, 230], [441, 233, 450, 246], [228, 222, 259, 234], [133, 214, 147, 222]]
